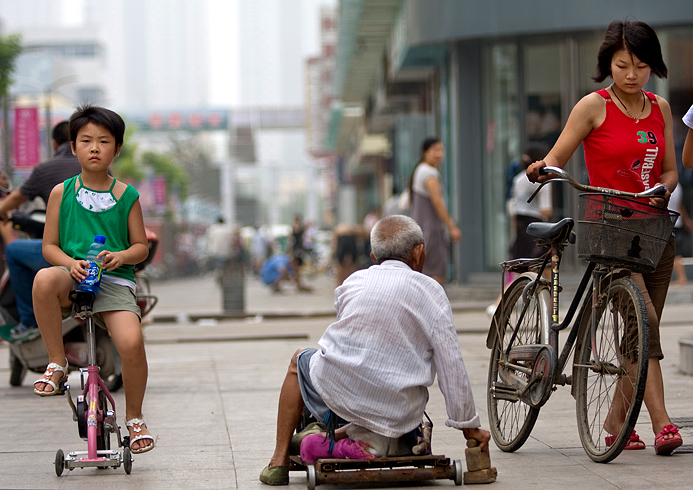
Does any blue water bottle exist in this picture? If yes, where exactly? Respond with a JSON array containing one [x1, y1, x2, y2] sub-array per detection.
[[78, 235, 106, 295]]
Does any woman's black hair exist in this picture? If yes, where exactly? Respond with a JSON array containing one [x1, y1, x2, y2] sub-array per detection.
[[408, 137, 442, 200], [593, 19, 668, 83]]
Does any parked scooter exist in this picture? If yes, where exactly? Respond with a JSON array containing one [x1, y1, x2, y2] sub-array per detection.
[[0, 209, 159, 392]]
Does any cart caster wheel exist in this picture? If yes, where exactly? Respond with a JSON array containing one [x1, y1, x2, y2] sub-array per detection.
[[122, 447, 132, 474], [307, 464, 317, 490], [55, 449, 65, 476], [453, 459, 463, 486]]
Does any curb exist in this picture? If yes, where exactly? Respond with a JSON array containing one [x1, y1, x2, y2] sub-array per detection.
[[149, 301, 493, 323]]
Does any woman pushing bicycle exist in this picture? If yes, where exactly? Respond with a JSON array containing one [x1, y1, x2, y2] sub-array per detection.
[[31, 104, 155, 454], [527, 19, 681, 455]]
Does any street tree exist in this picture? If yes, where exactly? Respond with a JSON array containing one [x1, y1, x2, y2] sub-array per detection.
[[0, 34, 22, 174]]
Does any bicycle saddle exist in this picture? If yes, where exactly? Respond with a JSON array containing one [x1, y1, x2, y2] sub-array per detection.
[[69, 290, 95, 312], [526, 217, 575, 243]]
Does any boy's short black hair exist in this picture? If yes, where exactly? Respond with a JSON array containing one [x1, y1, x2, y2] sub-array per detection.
[[593, 20, 668, 83], [69, 104, 125, 147]]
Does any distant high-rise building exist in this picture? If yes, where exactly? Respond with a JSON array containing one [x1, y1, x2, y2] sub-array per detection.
[[84, 0, 210, 111]]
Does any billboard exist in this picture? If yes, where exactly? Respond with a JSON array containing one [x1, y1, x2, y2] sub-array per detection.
[[13, 107, 40, 169]]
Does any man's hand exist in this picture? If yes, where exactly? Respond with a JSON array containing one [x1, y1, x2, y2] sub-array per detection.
[[462, 427, 491, 451]]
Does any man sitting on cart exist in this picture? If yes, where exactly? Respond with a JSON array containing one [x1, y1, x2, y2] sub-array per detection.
[[260, 214, 490, 485]]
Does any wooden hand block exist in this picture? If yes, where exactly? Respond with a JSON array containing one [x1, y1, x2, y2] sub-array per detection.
[[463, 467, 498, 484], [465, 446, 491, 472]]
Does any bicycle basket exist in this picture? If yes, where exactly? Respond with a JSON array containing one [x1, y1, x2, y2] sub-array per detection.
[[577, 193, 678, 273]]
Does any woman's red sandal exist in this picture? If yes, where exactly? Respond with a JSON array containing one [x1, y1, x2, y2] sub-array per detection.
[[654, 425, 682, 455], [605, 430, 645, 450]]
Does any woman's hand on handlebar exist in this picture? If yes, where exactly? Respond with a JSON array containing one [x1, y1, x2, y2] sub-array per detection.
[[526, 160, 552, 183], [649, 190, 670, 209]]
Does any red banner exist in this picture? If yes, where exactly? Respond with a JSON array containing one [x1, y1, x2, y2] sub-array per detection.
[[153, 176, 167, 208], [13, 107, 40, 169]]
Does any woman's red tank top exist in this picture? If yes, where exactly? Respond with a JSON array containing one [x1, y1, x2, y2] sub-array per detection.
[[582, 88, 665, 193]]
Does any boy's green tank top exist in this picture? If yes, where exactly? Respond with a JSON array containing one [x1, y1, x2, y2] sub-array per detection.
[[59, 175, 140, 282]]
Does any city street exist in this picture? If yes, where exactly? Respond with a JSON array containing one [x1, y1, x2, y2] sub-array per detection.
[[1, 272, 692, 489]]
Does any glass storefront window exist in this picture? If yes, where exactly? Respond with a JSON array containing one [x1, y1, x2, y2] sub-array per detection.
[[525, 44, 562, 150], [480, 25, 693, 274], [481, 43, 519, 269]]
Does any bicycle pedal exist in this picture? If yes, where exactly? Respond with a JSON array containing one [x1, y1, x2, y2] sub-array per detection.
[[55, 381, 68, 396]]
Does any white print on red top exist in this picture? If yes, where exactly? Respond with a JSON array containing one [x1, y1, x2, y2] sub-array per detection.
[[640, 147, 658, 189]]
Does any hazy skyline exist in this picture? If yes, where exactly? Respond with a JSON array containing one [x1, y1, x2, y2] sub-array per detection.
[[2, 0, 332, 109]]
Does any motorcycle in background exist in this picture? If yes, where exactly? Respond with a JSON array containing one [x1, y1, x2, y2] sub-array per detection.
[[0, 209, 159, 391]]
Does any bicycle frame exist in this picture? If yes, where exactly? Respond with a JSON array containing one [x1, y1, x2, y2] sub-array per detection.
[[503, 245, 597, 389], [82, 314, 119, 462], [56, 290, 131, 474], [504, 165, 668, 383]]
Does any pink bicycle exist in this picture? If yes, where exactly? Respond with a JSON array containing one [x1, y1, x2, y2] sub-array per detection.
[[54, 289, 132, 475]]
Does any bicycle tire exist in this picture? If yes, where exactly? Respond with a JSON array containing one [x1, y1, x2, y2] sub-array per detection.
[[573, 275, 649, 463], [487, 274, 550, 452]]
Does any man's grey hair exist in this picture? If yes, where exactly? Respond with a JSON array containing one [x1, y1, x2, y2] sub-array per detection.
[[370, 215, 424, 263]]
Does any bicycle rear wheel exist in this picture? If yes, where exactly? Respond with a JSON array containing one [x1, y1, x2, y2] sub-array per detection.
[[487, 274, 549, 452], [573, 275, 648, 463]]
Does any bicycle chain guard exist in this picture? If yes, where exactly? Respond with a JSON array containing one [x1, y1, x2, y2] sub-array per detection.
[[525, 345, 556, 408]]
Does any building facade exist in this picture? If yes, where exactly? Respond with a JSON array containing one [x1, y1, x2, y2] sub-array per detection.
[[328, 0, 693, 282]]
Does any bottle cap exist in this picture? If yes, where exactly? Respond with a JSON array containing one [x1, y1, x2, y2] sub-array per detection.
[[95, 235, 106, 244]]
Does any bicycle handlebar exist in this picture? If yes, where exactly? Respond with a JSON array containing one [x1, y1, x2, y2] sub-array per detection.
[[528, 165, 668, 203]]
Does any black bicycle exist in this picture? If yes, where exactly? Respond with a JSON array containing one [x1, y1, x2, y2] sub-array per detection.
[[486, 166, 678, 463]]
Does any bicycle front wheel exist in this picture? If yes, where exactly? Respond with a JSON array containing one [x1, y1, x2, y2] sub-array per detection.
[[573, 275, 649, 463], [487, 274, 549, 452]]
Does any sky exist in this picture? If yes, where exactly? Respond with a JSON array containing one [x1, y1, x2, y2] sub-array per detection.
[[207, 0, 330, 107], [207, 0, 240, 107], [58, 0, 329, 108]]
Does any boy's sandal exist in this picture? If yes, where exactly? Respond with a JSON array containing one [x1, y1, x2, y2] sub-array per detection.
[[654, 424, 683, 455], [126, 417, 155, 454], [33, 359, 69, 396]]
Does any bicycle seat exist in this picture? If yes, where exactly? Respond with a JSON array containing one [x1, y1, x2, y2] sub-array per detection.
[[527, 217, 575, 242], [69, 290, 95, 312]]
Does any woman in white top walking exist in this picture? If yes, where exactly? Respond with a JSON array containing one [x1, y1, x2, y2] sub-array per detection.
[[408, 138, 461, 284]]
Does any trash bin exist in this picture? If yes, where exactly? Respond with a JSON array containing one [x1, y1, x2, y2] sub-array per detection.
[[221, 257, 245, 314]]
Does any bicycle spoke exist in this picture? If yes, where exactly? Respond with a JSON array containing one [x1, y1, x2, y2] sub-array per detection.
[[574, 276, 648, 463], [488, 275, 546, 452]]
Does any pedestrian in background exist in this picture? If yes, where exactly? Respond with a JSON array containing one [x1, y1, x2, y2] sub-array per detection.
[[527, 19, 681, 454], [408, 137, 460, 284], [289, 214, 305, 258], [205, 217, 233, 272], [251, 225, 270, 275], [668, 186, 691, 285], [487, 144, 552, 316], [362, 207, 380, 267], [507, 144, 552, 260], [332, 222, 360, 286]]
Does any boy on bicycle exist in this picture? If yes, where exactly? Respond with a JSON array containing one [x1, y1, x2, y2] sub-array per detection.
[[32, 104, 154, 454]]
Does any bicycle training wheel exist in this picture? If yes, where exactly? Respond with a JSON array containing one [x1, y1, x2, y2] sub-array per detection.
[[573, 275, 648, 463], [487, 274, 550, 452]]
